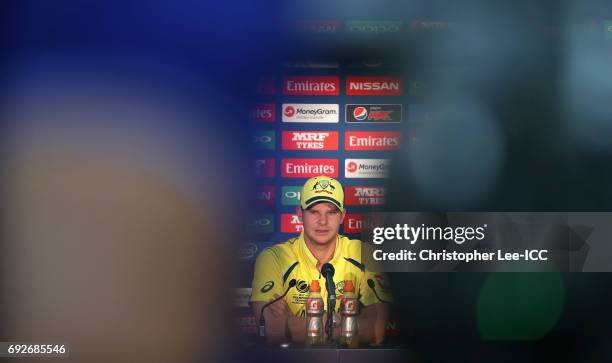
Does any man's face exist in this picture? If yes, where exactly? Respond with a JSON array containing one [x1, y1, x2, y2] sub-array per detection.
[[297, 202, 346, 246]]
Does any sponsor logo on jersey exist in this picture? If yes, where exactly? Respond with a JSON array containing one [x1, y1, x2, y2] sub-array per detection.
[[295, 280, 310, 293], [255, 185, 275, 206], [256, 75, 275, 95], [282, 104, 339, 123], [345, 104, 402, 123], [281, 213, 303, 233], [251, 103, 275, 122], [345, 186, 386, 206], [253, 130, 275, 150], [346, 21, 403, 34], [345, 131, 402, 151], [282, 131, 338, 150], [281, 186, 302, 206], [282, 158, 338, 178], [346, 77, 403, 96], [254, 158, 275, 178], [345, 159, 391, 178], [249, 214, 274, 234], [261, 281, 275, 293], [282, 76, 339, 96]]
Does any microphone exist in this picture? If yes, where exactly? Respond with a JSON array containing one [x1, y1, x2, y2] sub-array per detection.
[[320, 263, 335, 341], [259, 279, 296, 338], [367, 279, 392, 304]]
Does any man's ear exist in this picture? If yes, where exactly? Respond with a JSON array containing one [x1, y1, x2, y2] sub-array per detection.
[[296, 206, 303, 223]]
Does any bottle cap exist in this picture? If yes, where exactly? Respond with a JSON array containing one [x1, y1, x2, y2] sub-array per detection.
[[344, 280, 354, 292], [309, 280, 321, 292]]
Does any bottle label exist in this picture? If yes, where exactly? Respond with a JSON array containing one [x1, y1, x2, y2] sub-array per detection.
[[306, 297, 323, 315], [342, 297, 357, 315]]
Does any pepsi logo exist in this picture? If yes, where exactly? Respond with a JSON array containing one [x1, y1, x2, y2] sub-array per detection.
[[353, 107, 368, 121], [284, 106, 295, 117], [347, 161, 358, 173]]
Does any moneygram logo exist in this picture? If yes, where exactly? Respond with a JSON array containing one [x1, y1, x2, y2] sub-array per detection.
[[346, 21, 403, 34], [253, 130, 275, 150], [345, 159, 391, 178], [345, 186, 386, 206], [345, 131, 402, 151], [281, 213, 303, 233], [282, 131, 338, 150], [281, 186, 301, 206], [255, 185, 275, 206], [346, 76, 403, 96], [249, 214, 274, 234], [282, 76, 339, 96], [251, 103, 275, 122], [282, 158, 338, 178], [345, 104, 402, 123], [254, 159, 275, 178], [282, 104, 339, 123]]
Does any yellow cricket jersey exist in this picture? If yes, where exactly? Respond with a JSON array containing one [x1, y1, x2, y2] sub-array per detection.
[[250, 232, 393, 318]]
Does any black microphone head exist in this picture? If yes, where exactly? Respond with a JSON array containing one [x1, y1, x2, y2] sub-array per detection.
[[367, 278, 375, 289], [288, 279, 297, 288], [321, 263, 335, 276]]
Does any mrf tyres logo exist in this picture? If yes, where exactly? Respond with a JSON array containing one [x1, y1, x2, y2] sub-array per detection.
[[345, 159, 391, 178], [345, 186, 386, 206], [282, 131, 338, 150], [346, 77, 403, 96], [282, 104, 339, 123], [345, 131, 402, 151], [281, 213, 303, 233], [282, 76, 339, 96], [251, 103, 275, 122], [346, 104, 402, 123]]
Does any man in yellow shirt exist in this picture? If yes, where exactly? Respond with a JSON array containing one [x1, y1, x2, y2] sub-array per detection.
[[250, 176, 392, 344]]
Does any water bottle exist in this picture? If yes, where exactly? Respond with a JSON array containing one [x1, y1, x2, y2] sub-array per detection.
[[305, 280, 324, 348], [340, 280, 359, 348]]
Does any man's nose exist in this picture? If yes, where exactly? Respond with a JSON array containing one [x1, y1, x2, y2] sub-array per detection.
[[319, 213, 328, 225]]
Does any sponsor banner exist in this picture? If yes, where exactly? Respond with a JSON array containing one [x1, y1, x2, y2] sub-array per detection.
[[345, 186, 386, 206], [346, 104, 402, 123], [254, 185, 275, 206], [254, 158, 275, 178], [282, 131, 338, 151], [256, 75, 275, 95], [251, 103, 275, 123], [282, 103, 339, 123], [281, 213, 303, 233], [282, 60, 340, 69], [282, 76, 339, 96], [249, 214, 274, 234], [281, 186, 302, 206], [237, 243, 258, 260], [345, 131, 402, 151], [253, 130, 275, 150], [344, 213, 373, 234], [346, 76, 403, 96], [345, 159, 391, 178], [282, 158, 338, 178], [346, 21, 403, 34], [292, 20, 342, 34], [233, 288, 252, 308]]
